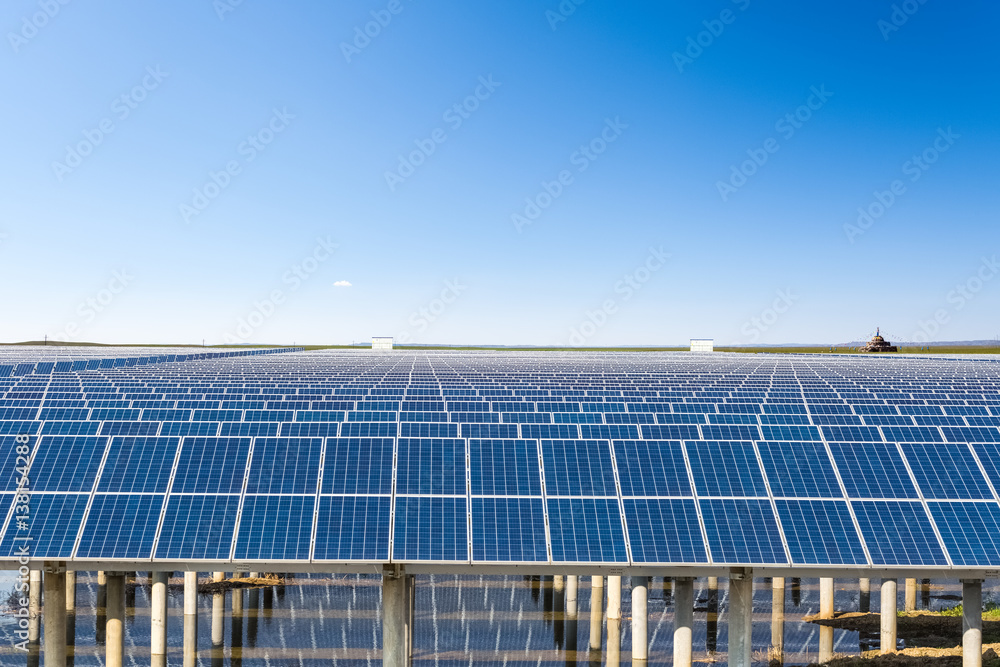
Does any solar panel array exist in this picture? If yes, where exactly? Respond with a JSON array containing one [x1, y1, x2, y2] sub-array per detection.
[[2, 349, 1000, 573]]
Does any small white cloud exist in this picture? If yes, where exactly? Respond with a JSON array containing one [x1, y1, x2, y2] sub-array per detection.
[[333, 280, 352, 288]]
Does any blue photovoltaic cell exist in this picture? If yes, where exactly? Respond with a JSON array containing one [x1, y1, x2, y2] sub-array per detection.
[[520, 424, 579, 439], [775, 500, 867, 565], [392, 496, 468, 562], [220, 422, 280, 437], [640, 424, 702, 440], [471, 497, 548, 562], [234, 495, 314, 560], [396, 438, 466, 495], [757, 442, 842, 498], [973, 443, 1000, 490], [171, 437, 251, 494], [928, 502, 1000, 566], [341, 422, 396, 437], [245, 437, 322, 494], [613, 440, 691, 496], [541, 440, 617, 496], [29, 436, 108, 491], [943, 427, 1000, 443], [155, 494, 239, 560], [0, 435, 35, 491], [470, 439, 542, 495], [881, 426, 943, 442], [0, 493, 89, 559], [828, 442, 918, 499], [76, 494, 165, 559], [624, 498, 707, 563], [41, 421, 101, 435], [278, 423, 336, 437], [100, 421, 160, 436], [314, 495, 391, 560], [97, 437, 180, 493], [462, 423, 520, 439], [699, 498, 787, 564], [700, 424, 762, 441], [686, 441, 767, 497], [159, 422, 219, 437], [759, 425, 820, 441], [399, 423, 459, 438], [900, 442, 992, 499], [547, 497, 628, 563], [579, 424, 638, 439], [852, 501, 948, 566], [820, 426, 883, 442], [323, 437, 395, 494]]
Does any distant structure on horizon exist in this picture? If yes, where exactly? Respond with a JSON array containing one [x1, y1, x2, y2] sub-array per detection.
[[372, 337, 393, 351], [859, 328, 898, 353], [690, 338, 714, 352]]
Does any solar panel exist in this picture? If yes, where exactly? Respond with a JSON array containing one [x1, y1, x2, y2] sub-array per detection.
[[155, 494, 239, 560], [546, 497, 628, 563], [686, 441, 767, 497], [927, 501, 1000, 566], [757, 442, 841, 498], [899, 442, 993, 499], [97, 436, 179, 493], [171, 437, 251, 494], [613, 440, 691, 497], [699, 498, 787, 564], [851, 500, 948, 566], [541, 440, 616, 496], [775, 500, 868, 565], [828, 442, 918, 499], [392, 496, 468, 561], [396, 438, 466, 495], [245, 437, 322, 494], [29, 436, 108, 492], [234, 495, 314, 560], [314, 495, 391, 561], [471, 497, 548, 562], [0, 494, 89, 558], [469, 439, 542, 496], [624, 498, 706, 563], [76, 494, 165, 558]]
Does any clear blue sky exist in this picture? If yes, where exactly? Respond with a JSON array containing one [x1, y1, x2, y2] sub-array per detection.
[[1, 1, 997, 346]]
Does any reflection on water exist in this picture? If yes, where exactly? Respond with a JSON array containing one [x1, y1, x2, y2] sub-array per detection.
[[1, 572, 994, 666]]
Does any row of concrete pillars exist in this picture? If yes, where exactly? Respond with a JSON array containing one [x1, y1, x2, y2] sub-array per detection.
[[26, 568, 277, 667], [24, 567, 987, 667]]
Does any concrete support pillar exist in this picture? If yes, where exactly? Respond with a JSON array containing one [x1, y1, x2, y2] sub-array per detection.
[[607, 575, 621, 621], [905, 578, 917, 612], [106, 573, 125, 667], [771, 577, 785, 662], [859, 578, 871, 613], [589, 576, 603, 651], [674, 577, 694, 667], [606, 613, 621, 667], [96, 571, 107, 643], [819, 577, 834, 663], [566, 575, 578, 617], [631, 576, 648, 662], [880, 578, 897, 654], [607, 575, 621, 665], [382, 569, 413, 667], [43, 567, 67, 667], [29, 569, 41, 644], [65, 571, 76, 612], [151, 572, 168, 667], [707, 577, 719, 653], [232, 585, 243, 615], [728, 571, 753, 667], [184, 572, 198, 667], [963, 579, 983, 667], [554, 574, 564, 594], [212, 572, 224, 647]]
